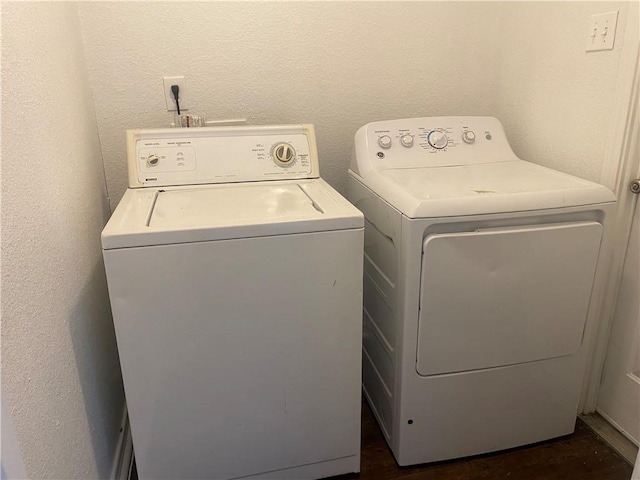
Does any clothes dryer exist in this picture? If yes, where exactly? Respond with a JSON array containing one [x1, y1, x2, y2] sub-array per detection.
[[102, 125, 363, 479], [347, 116, 615, 465]]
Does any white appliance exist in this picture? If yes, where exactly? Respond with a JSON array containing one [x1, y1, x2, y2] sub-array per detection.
[[347, 116, 616, 465], [102, 125, 364, 480]]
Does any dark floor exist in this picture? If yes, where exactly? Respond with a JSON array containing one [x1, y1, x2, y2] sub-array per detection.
[[342, 400, 633, 480], [131, 399, 633, 480]]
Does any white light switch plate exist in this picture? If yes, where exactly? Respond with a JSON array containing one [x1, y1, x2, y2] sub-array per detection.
[[586, 11, 618, 52]]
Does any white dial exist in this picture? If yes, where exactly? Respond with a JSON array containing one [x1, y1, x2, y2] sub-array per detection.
[[378, 135, 392, 149], [462, 130, 476, 144], [400, 134, 414, 147], [428, 130, 448, 149], [147, 154, 159, 166], [272, 143, 296, 167]]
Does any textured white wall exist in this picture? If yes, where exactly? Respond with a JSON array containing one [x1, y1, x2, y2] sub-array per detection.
[[1, 3, 125, 478], [494, 1, 630, 182], [0, 2, 631, 476], [77, 1, 502, 208], [78, 2, 631, 209]]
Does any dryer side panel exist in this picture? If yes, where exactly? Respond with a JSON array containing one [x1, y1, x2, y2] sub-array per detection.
[[348, 174, 402, 442], [416, 221, 603, 376]]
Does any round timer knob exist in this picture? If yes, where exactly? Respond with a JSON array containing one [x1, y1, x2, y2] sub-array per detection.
[[378, 135, 392, 149], [428, 130, 449, 149], [400, 134, 414, 147], [147, 154, 160, 166], [272, 143, 296, 167], [462, 130, 476, 144]]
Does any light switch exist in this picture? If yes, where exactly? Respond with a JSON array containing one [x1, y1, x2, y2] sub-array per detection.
[[586, 11, 618, 52]]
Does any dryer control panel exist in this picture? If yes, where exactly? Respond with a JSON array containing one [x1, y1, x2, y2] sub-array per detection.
[[350, 116, 519, 177], [127, 124, 320, 188]]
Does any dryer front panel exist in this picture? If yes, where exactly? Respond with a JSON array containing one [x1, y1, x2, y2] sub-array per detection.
[[416, 221, 602, 376]]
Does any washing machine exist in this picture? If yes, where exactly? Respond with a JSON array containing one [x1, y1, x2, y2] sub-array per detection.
[[102, 124, 363, 479], [347, 116, 616, 465]]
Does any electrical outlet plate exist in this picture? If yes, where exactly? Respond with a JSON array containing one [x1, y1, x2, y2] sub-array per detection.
[[586, 11, 618, 52], [163, 76, 188, 112]]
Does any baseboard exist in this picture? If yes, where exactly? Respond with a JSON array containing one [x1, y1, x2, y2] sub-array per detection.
[[110, 406, 134, 480], [580, 412, 638, 465]]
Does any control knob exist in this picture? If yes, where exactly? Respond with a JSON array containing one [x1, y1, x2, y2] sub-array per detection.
[[428, 130, 449, 149], [462, 130, 476, 144], [147, 154, 160, 167], [272, 143, 296, 167], [400, 134, 414, 147], [378, 135, 392, 149]]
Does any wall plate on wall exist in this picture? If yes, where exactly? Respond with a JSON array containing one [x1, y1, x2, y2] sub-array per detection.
[[586, 11, 618, 52], [163, 76, 189, 112]]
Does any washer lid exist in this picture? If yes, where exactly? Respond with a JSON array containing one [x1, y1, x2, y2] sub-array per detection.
[[102, 179, 363, 249], [357, 160, 615, 218], [150, 184, 322, 228]]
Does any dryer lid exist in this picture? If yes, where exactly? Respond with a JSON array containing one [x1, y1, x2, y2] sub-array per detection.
[[360, 160, 615, 218], [416, 221, 603, 376], [102, 179, 363, 249]]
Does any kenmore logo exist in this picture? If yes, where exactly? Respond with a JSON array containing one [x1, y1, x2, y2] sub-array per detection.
[[145, 178, 158, 181]]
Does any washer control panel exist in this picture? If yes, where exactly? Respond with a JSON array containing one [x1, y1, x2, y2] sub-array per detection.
[[352, 116, 517, 175], [127, 125, 319, 188]]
